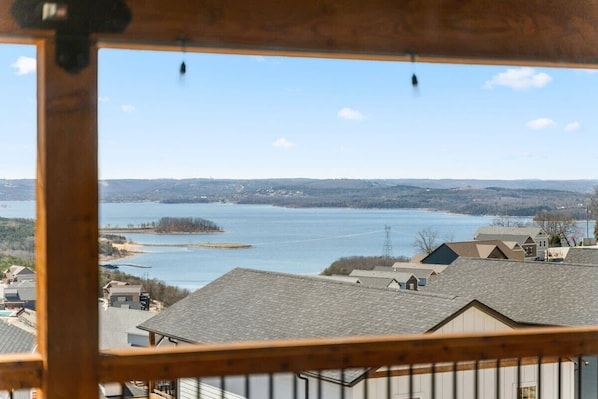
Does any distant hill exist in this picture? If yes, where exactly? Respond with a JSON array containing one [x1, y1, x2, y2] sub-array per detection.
[[0, 179, 35, 201], [1, 178, 596, 217], [374, 179, 598, 193]]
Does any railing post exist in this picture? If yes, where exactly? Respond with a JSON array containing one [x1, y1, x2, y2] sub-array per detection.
[[36, 38, 99, 398]]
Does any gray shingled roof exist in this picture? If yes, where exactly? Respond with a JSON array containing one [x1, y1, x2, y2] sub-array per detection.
[[10, 281, 36, 301], [474, 233, 534, 246], [355, 276, 399, 289], [563, 247, 598, 266], [423, 258, 598, 326], [375, 266, 437, 280], [139, 268, 475, 344], [0, 318, 36, 354], [349, 269, 417, 283], [474, 227, 547, 241], [99, 304, 155, 349]]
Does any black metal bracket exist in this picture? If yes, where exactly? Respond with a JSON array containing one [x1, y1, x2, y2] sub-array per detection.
[[12, 0, 131, 74]]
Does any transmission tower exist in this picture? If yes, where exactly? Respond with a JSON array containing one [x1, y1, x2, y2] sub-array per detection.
[[382, 225, 393, 259]]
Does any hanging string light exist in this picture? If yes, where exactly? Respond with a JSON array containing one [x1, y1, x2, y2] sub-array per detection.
[[410, 53, 418, 88], [180, 59, 186, 76], [179, 37, 187, 77]]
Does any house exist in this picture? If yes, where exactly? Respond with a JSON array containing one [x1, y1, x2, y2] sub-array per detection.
[[424, 257, 598, 326], [373, 265, 437, 286], [2, 281, 36, 310], [138, 268, 570, 399], [561, 247, 598, 266], [348, 269, 419, 290], [354, 276, 404, 290], [2, 265, 35, 283], [317, 275, 404, 290], [474, 233, 537, 259], [99, 304, 155, 349], [106, 284, 150, 310], [420, 240, 523, 265], [102, 280, 130, 297], [316, 275, 362, 284], [98, 304, 156, 398], [421, 255, 598, 397], [474, 227, 550, 260], [392, 261, 448, 274], [0, 316, 36, 399]]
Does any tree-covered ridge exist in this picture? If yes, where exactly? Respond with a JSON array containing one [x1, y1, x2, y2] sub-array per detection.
[[155, 217, 222, 233], [0, 217, 35, 252], [99, 234, 130, 258], [1, 178, 597, 217], [0, 217, 190, 304], [0, 253, 34, 270]]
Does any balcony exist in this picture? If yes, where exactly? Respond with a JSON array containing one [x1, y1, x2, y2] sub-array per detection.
[[1, 1, 598, 398], [2, 327, 598, 398]]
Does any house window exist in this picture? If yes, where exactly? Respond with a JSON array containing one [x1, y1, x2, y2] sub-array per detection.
[[518, 385, 536, 399]]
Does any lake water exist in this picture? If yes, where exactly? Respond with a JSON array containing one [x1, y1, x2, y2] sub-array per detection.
[[0, 201, 502, 290]]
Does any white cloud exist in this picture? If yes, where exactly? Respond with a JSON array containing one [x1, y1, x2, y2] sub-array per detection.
[[484, 67, 552, 90], [272, 137, 296, 149], [337, 107, 365, 121], [98, 96, 110, 103], [564, 121, 581, 132], [253, 56, 265, 63], [526, 118, 556, 130], [121, 104, 136, 112], [11, 56, 36, 76]]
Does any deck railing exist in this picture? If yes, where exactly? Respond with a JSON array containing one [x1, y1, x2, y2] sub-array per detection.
[[1, 326, 598, 398]]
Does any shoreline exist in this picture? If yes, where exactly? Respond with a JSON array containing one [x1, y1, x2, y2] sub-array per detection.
[[101, 227, 223, 235], [100, 242, 146, 262], [139, 242, 252, 249], [101, 241, 253, 263]]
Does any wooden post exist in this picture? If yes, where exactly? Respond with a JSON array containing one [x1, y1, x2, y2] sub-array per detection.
[[36, 38, 99, 398], [148, 331, 156, 394]]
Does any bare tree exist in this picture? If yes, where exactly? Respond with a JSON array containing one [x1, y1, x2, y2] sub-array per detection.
[[491, 216, 529, 227], [533, 210, 578, 246], [413, 227, 439, 255], [443, 231, 455, 243]]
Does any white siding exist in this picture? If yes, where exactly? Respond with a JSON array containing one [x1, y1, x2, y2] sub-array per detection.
[[434, 306, 512, 334], [349, 362, 573, 399], [179, 374, 297, 399]]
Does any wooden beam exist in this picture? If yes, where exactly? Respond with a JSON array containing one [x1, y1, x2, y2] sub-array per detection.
[[100, 326, 598, 383], [36, 38, 99, 398], [0, 353, 43, 391], [2, 0, 598, 67], [98, 0, 598, 67]]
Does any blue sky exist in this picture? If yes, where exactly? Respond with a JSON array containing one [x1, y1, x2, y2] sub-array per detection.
[[1, 43, 596, 180]]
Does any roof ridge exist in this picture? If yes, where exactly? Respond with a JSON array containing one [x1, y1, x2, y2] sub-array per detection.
[[232, 267, 461, 300], [454, 257, 598, 269]]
